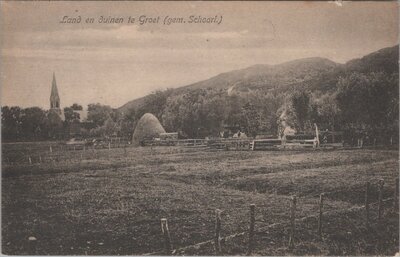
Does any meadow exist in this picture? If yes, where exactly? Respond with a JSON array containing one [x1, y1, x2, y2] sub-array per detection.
[[2, 142, 399, 255]]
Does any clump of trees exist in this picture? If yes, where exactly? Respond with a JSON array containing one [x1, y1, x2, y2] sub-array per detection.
[[2, 106, 54, 141], [2, 71, 398, 143], [1, 103, 121, 141], [336, 72, 398, 132]]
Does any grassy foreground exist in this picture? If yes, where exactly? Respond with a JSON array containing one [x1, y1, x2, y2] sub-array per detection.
[[2, 142, 399, 255]]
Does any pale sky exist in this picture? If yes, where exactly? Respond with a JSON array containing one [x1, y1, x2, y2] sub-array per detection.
[[0, 1, 398, 109]]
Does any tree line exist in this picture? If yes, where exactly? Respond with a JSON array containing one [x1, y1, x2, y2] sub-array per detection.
[[2, 71, 398, 144]]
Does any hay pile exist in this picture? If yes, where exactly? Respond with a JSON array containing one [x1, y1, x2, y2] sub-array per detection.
[[132, 113, 166, 146]]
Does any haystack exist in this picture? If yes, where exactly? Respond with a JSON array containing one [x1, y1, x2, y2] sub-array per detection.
[[132, 113, 166, 146]]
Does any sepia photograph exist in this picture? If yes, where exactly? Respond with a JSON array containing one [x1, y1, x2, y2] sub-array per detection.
[[0, 1, 399, 255]]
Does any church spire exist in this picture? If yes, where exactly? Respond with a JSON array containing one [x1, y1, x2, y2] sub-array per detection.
[[50, 72, 60, 109]]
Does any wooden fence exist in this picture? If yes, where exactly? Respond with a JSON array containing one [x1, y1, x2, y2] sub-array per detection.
[[2, 145, 397, 254], [144, 178, 399, 255], [143, 137, 344, 151]]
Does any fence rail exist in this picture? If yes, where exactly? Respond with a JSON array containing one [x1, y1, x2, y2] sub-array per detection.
[[2, 144, 397, 255], [143, 178, 398, 255], [6, 137, 393, 166]]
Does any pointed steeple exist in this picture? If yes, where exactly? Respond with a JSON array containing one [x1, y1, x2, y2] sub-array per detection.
[[50, 72, 60, 109]]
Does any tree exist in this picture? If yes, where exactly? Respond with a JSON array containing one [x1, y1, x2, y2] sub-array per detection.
[[46, 111, 64, 139], [20, 107, 47, 140], [137, 89, 173, 122], [103, 116, 120, 137], [312, 93, 340, 131], [87, 103, 113, 127], [224, 94, 245, 128], [290, 91, 311, 131], [63, 107, 80, 123], [162, 95, 182, 134], [242, 102, 261, 137], [336, 72, 398, 130], [335, 71, 399, 145], [202, 94, 226, 137], [280, 91, 311, 133], [119, 107, 137, 139], [249, 91, 283, 135], [71, 103, 83, 110], [1, 106, 23, 141], [164, 89, 226, 138]]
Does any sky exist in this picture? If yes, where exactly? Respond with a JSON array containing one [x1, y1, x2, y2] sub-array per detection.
[[0, 1, 398, 109]]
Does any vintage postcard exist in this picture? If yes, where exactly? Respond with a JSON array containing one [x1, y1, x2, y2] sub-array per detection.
[[1, 1, 399, 256]]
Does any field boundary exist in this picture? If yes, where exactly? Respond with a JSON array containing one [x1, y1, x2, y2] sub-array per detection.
[[4, 143, 398, 168], [143, 187, 398, 256]]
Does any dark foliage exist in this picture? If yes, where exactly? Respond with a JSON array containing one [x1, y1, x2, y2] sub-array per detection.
[[2, 46, 398, 142]]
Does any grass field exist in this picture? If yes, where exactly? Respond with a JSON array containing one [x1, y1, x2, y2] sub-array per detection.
[[2, 142, 399, 255]]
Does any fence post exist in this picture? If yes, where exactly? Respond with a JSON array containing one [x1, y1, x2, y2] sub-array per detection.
[[247, 204, 255, 255], [288, 196, 297, 249], [28, 236, 37, 255], [318, 193, 324, 238], [365, 182, 370, 228], [161, 218, 172, 254], [214, 209, 222, 255], [394, 178, 399, 211], [378, 180, 384, 221], [28, 156, 32, 165]]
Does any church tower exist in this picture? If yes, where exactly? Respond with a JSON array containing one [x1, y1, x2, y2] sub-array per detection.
[[50, 72, 61, 114]]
